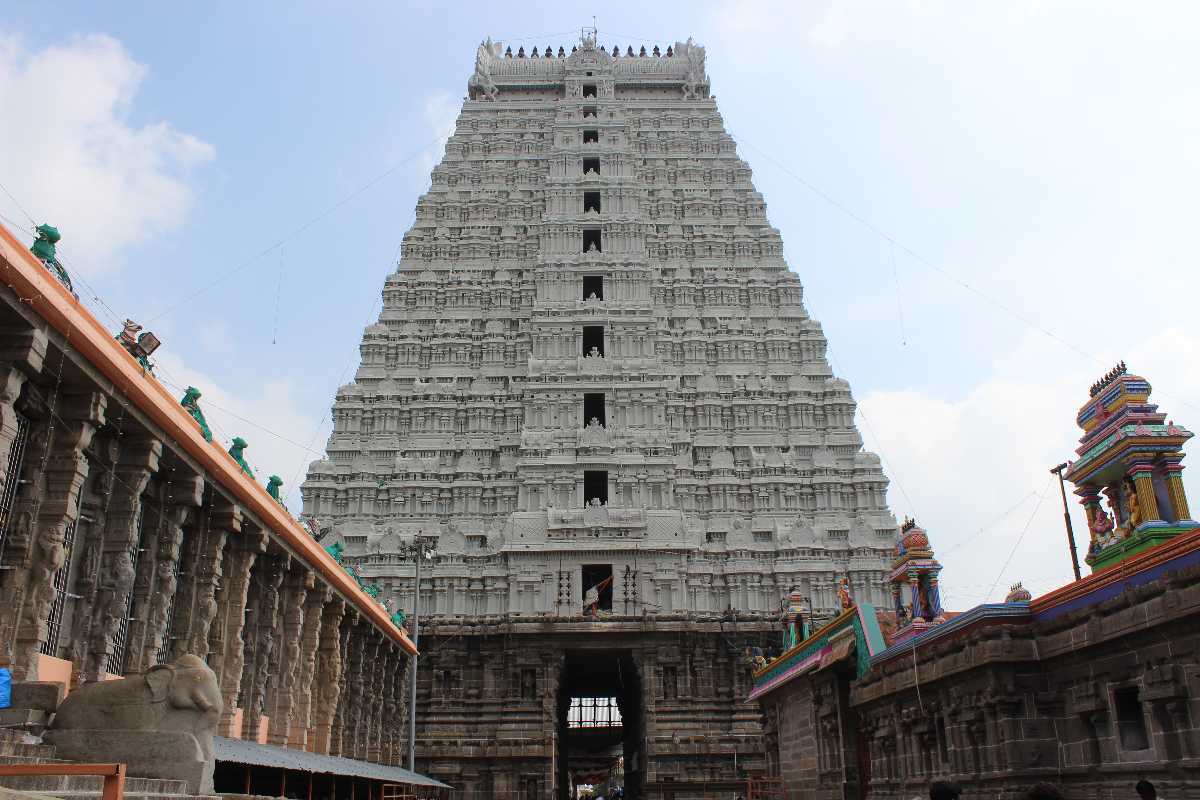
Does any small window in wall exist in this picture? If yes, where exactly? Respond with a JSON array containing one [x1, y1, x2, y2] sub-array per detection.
[[582, 325, 604, 357], [583, 392, 606, 426], [584, 470, 609, 506], [583, 129, 599, 144], [521, 668, 537, 700], [582, 229, 602, 253], [1115, 687, 1150, 750], [584, 191, 601, 213], [583, 84, 597, 98], [583, 157, 600, 175], [583, 105, 598, 119], [582, 275, 604, 301], [663, 665, 678, 700], [581, 564, 614, 611]]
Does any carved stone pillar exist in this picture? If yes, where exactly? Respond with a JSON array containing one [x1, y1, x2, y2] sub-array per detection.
[[170, 497, 241, 661], [287, 585, 331, 750], [125, 470, 204, 675], [309, 598, 347, 754], [330, 617, 361, 757], [240, 550, 287, 741], [79, 437, 162, 681], [267, 565, 313, 746], [6, 392, 106, 678], [213, 526, 266, 737], [359, 633, 383, 761], [0, 328, 47, 495]]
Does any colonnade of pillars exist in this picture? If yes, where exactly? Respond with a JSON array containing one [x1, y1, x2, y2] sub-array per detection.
[[0, 324, 409, 764]]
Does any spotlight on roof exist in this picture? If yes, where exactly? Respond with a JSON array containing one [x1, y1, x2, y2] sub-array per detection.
[[117, 319, 161, 364]]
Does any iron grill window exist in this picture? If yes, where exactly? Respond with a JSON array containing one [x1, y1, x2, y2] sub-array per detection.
[[0, 411, 31, 558]]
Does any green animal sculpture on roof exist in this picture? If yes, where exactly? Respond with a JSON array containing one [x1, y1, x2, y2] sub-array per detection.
[[266, 475, 284, 504], [390, 609, 407, 628], [30, 224, 74, 294], [325, 541, 345, 563], [228, 437, 254, 478], [180, 386, 213, 443], [363, 582, 382, 599]]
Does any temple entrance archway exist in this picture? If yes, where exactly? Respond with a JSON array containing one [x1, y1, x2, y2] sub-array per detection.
[[556, 650, 644, 799]]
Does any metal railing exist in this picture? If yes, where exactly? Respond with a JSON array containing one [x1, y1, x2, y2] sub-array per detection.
[[0, 762, 126, 800]]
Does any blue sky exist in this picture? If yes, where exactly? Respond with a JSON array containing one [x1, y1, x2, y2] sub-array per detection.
[[3, 1, 1198, 607]]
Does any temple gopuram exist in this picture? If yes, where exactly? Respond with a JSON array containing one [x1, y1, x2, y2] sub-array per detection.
[[1065, 363, 1197, 571], [750, 365, 1200, 799]]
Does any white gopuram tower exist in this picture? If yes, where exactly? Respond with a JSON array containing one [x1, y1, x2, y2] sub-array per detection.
[[302, 32, 897, 798]]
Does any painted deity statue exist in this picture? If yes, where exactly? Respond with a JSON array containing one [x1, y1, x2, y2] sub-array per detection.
[[837, 577, 853, 610]]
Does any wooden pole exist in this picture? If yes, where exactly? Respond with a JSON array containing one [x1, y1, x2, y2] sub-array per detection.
[[245, 766, 251, 795], [281, 771, 287, 799]]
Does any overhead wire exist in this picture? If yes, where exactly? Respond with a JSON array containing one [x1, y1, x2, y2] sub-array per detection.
[[986, 474, 1055, 602], [145, 130, 453, 325]]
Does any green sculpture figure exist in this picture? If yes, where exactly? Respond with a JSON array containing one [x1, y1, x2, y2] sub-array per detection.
[[180, 387, 213, 443], [266, 475, 284, 504], [29, 224, 74, 293], [390, 610, 407, 628], [325, 541, 345, 563], [228, 437, 254, 478], [363, 582, 381, 599]]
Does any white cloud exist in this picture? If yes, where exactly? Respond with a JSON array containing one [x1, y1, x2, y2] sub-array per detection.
[[152, 351, 323, 514], [808, 6, 850, 47], [415, 90, 461, 180], [0, 33, 213, 271], [860, 328, 1200, 607]]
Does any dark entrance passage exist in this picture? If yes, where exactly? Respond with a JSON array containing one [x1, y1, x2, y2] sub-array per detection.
[[556, 650, 644, 800]]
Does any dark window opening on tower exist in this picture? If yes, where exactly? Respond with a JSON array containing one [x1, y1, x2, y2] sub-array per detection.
[[582, 229, 602, 253], [584, 191, 601, 213], [582, 275, 604, 301], [583, 105, 598, 118], [584, 470, 609, 506], [583, 392, 606, 426], [583, 84, 597, 98], [581, 564, 614, 612], [1115, 687, 1150, 750], [583, 157, 600, 175], [582, 325, 604, 357], [583, 129, 599, 144]]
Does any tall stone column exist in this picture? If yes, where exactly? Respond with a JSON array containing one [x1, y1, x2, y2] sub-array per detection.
[[267, 565, 314, 746], [170, 497, 241, 661], [126, 470, 204, 674], [359, 633, 384, 761], [213, 526, 266, 737], [9, 391, 107, 678], [335, 624, 367, 758], [309, 598, 347, 754], [239, 550, 287, 741], [0, 328, 47, 495], [82, 436, 162, 681], [288, 585, 332, 750]]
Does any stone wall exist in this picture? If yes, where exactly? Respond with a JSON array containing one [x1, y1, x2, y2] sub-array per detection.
[[837, 562, 1200, 799]]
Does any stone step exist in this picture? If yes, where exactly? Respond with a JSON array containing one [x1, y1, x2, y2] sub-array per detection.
[[0, 711, 50, 734], [0, 741, 57, 760], [0, 774, 189, 795], [0, 756, 66, 766]]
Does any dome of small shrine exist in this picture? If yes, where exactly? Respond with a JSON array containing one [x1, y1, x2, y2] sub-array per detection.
[[1005, 582, 1032, 603], [899, 518, 931, 553]]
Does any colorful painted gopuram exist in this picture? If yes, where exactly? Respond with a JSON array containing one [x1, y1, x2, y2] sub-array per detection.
[[1065, 363, 1197, 571], [886, 518, 944, 645]]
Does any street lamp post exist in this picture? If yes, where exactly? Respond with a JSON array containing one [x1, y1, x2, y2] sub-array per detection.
[[1050, 462, 1082, 582], [407, 536, 435, 772]]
